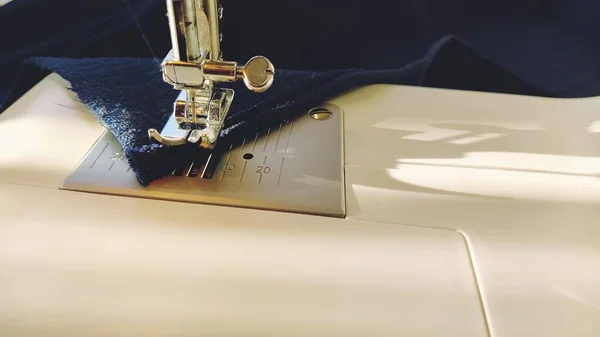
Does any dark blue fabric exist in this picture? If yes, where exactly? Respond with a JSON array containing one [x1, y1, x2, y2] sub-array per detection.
[[1, 0, 599, 185]]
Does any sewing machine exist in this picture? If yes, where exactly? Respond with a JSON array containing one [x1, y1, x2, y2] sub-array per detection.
[[1, 1, 599, 336]]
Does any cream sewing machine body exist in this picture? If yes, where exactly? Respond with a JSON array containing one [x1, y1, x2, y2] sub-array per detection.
[[1, 0, 600, 336]]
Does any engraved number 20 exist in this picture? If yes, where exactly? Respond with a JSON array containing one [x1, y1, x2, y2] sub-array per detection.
[[256, 166, 271, 174]]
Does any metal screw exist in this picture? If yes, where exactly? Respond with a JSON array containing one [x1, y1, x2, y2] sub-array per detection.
[[309, 107, 333, 120]]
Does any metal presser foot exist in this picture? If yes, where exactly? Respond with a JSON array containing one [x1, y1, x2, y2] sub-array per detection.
[[148, 0, 275, 150]]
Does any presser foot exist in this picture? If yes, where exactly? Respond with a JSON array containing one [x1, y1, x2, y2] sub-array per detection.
[[148, 0, 275, 150], [148, 88, 234, 150]]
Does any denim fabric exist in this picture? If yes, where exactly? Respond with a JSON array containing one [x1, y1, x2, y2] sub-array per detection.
[[1, 0, 599, 185]]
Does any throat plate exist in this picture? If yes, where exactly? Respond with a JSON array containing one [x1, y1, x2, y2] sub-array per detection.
[[61, 104, 345, 217]]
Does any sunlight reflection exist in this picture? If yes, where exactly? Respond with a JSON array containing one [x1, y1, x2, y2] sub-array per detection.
[[373, 118, 544, 131], [371, 118, 547, 145], [588, 120, 600, 133], [448, 133, 504, 145], [0, 117, 80, 172], [554, 286, 600, 311], [374, 118, 543, 136], [397, 152, 600, 175], [387, 163, 600, 203]]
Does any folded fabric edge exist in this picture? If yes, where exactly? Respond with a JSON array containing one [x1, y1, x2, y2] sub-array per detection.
[[0, 35, 552, 186], [0, 36, 465, 186]]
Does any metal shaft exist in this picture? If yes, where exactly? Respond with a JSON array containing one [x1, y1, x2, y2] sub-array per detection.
[[203, 0, 221, 60], [166, 0, 184, 60], [167, 0, 212, 62], [182, 0, 201, 61]]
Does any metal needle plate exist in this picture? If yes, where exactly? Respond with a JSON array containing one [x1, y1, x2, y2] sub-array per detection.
[[61, 104, 345, 217]]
